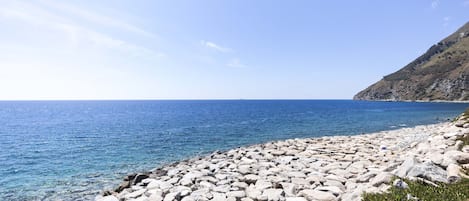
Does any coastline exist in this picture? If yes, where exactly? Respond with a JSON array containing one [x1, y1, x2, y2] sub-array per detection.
[[98, 117, 469, 201], [352, 99, 469, 103]]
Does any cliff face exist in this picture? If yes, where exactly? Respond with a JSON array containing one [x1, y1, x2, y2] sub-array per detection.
[[354, 22, 469, 101]]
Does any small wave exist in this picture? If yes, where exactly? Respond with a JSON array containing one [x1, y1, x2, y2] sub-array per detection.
[[72, 136, 101, 139]]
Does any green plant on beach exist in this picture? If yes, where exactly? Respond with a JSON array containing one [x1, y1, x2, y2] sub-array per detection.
[[461, 108, 469, 123], [463, 108, 469, 116], [362, 178, 469, 201], [457, 134, 469, 149]]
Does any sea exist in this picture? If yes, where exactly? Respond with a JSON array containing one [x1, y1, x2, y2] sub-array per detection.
[[0, 100, 468, 200]]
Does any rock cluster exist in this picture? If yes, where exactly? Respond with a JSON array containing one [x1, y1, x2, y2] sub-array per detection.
[[97, 121, 469, 201]]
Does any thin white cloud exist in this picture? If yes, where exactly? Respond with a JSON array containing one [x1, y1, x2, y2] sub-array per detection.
[[0, 1, 164, 58], [37, 0, 155, 37], [227, 58, 247, 68], [443, 16, 451, 27], [199, 40, 247, 67], [200, 40, 232, 52], [431, 0, 439, 8]]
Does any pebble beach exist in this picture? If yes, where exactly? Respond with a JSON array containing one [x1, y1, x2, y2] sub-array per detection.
[[97, 115, 469, 201]]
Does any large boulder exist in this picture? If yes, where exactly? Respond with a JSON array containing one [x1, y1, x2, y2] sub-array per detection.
[[406, 161, 447, 183], [445, 150, 469, 164], [447, 164, 462, 183], [394, 156, 418, 178]]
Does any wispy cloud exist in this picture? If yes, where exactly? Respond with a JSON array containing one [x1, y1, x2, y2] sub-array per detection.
[[431, 0, 439, 8], [199, 40, 248, 68], [200, 40, 232, 53], [443, 16, 451, 27], [227, 58, 247, 68], [0, 1, 163, 58], [38, 0, 155, 37]]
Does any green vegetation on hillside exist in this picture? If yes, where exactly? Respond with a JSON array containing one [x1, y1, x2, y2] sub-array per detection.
[[354, 21, 469, 101]]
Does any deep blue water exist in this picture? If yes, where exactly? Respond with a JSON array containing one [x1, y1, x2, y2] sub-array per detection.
[[0, 100, 468, 200]]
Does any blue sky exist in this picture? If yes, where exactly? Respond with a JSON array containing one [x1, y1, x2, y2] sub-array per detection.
[[0, 0, 468, 100]]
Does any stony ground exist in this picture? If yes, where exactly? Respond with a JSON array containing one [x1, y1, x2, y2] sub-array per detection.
[[97, 118, 469, 201]]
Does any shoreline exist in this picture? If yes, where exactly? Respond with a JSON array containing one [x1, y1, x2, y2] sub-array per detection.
[[352, 99, 469, 103], [98, 118, 469, 201]]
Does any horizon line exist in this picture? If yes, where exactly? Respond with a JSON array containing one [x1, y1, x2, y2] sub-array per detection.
[[0, 98, 355, 101]]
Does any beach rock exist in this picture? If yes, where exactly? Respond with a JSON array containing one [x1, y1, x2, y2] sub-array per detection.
[[255, 180, 273, 190], [125, 189, 146, 199], [133, 173, 150, 185], [232, 181, 248, 189], [356, 172, 377, 183], [211, 192, 227, 201], [287, 171, 307, 178], [190, 188, 211, 200], [180, 178, 193, 186], [243, 174, 260, 184], [447, 163, 462, 183], [163, 192, 181, 201], [115, 180, 131, 193], [429, 152, 445, 165], [182, 172, 204, 182], [406, 161, 447, 183], [96, 195, 119, 201], [212, 184, 230, 193], [141, 178, 156, 185], [172, 186, 192, 195], [198, 181, 214, 189], [285, 197, 307, 201], [181, 196, 195, 201], [370, 172, 393, 187], [246, 185, 263, 199], [226, 190, 246, 199], [167, 177, 180, 185], [315, 186, 343, 196], [262, 188, 285, 201], [325, 174, 346, 184], [146, 180, 161, 189], [305, 175, 323, 184], [291, 177, 309, 186], [323, 180, 345, 191], [445, 150, 469, 164], [167, 169, 179, 177], [148, 193, 164, 201], [298, 189, 337, 201], [152, 168, 168, 177], [148, 180, 172, 191], [394, 156, 417, 178], [280, 182, 297, 197], [214, 174, 228, 180]]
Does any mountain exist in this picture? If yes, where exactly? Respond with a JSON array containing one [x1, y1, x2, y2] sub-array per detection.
[[354, 22, 469, 101]]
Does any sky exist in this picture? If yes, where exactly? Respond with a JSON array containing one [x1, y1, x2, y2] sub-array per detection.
[[0, 0, 469, 100]]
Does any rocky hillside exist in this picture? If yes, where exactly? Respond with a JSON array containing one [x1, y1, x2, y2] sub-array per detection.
[[354, 22, 469, 101]]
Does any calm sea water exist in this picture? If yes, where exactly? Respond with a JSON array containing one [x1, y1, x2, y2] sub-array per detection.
[[0, 100, 467, 200]]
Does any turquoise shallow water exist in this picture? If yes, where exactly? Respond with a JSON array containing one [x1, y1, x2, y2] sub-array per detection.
[[0, 100, 467, 200]]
